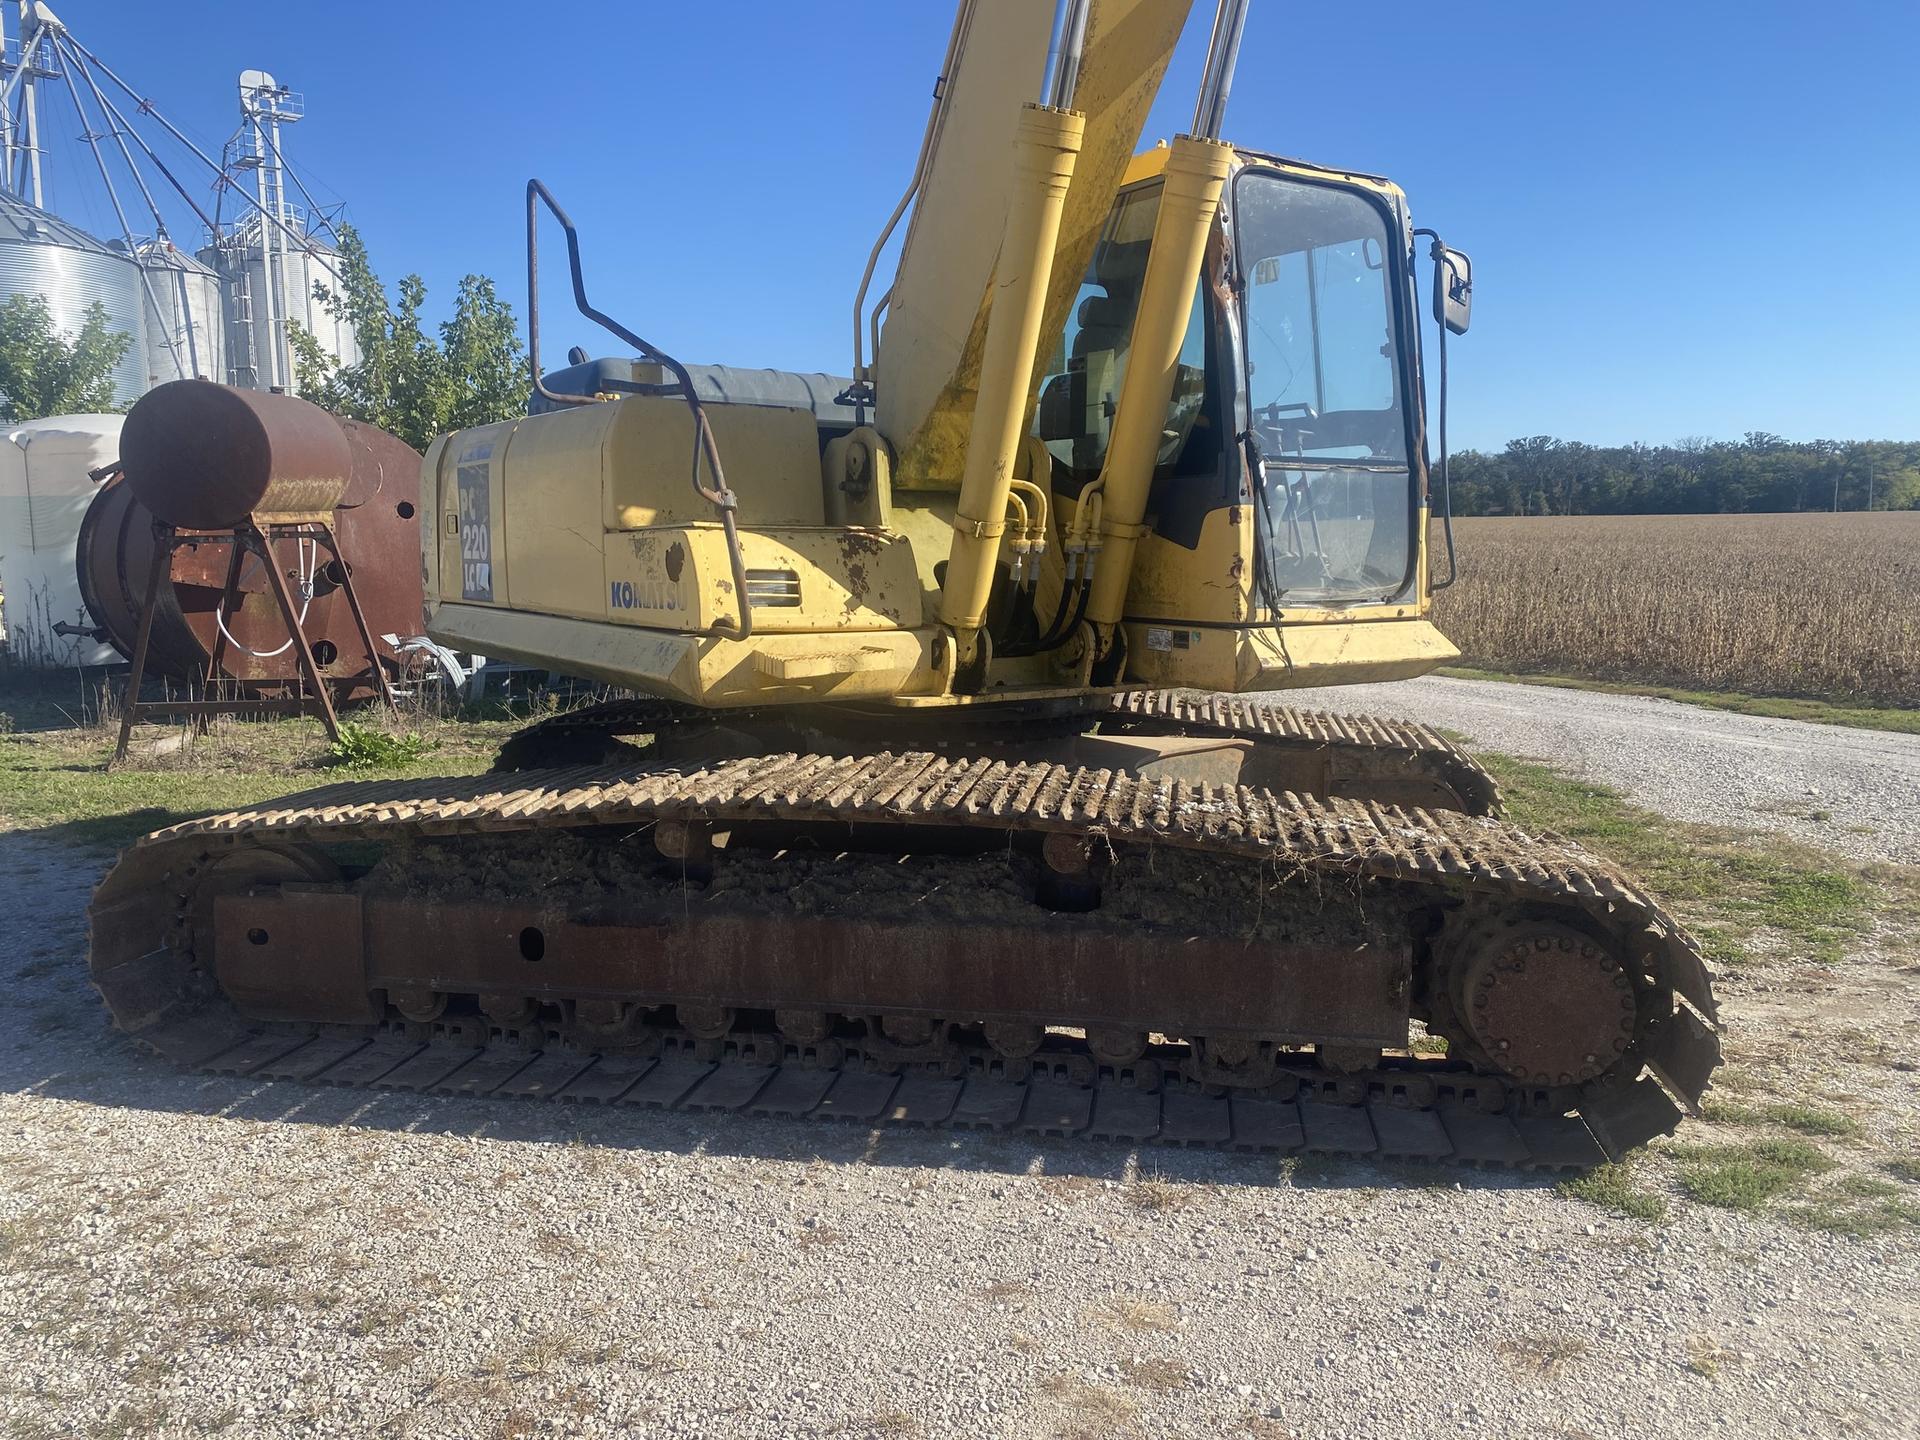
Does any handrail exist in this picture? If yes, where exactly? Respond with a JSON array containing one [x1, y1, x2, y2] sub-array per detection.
[[525, 179, 752, 639]]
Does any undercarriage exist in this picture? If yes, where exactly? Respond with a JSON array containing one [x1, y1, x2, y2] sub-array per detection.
[[88, 694, 1719, 1168]]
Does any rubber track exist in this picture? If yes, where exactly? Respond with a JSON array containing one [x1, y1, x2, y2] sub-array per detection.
[[90, 751, 1719, 1167]]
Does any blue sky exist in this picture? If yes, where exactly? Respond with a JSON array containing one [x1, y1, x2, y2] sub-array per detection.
[[23, 0, 1919, 450]]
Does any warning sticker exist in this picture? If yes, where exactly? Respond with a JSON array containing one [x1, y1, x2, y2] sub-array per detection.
[[1146, 627, 1176, 651]]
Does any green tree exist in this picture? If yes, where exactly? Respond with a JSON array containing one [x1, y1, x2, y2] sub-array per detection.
[[0, 293, 132, 422], [1880, 467, 1920, 511], [291, 225, 525, 451]]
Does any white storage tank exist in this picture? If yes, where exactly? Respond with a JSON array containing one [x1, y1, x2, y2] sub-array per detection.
[[0, 413, 124, 668], [0, 194, 147, 408], [200, 217, 360, 393], [129, 239, 225, 386]]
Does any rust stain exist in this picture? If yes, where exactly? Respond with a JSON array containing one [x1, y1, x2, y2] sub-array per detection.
[[664, 541, 686, 583], [845, 562, 870, 603]]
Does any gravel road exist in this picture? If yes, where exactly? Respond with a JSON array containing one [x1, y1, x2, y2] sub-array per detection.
[[1274, 677, 1920, 866], [3, 682, 1918, 1438]]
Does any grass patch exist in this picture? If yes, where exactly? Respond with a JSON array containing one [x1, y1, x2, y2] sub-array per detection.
[[1882, 1157, 1920, 1185], [1118, 1357, 1192, 1393], [1698, 1101, 1862, 1139], [1438, 668, 1920, 737], [1480, 754, 1881, 964], [0, 710, 512, 848], [1783, 1197, 1920, 1238], [324, 722, 435, 769], [1667, 1137, 1834, 1211], [1036, 1375, 1139, 1428], [1557, 1163, 1668, 1222], [1833, 1174, 1900, 1201]]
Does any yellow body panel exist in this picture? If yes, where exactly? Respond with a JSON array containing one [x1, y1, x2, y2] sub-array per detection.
[[430, 602, 940, 708], [1125, 506, 1253, 625], [604, 526, 923, 634], [1121, 617, 1458, 691]]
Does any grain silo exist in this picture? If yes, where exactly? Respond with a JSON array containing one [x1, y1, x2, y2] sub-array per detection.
[[129, 238, 225, 386], [200, 213, 359, 391], [0, 192, 146, 408]]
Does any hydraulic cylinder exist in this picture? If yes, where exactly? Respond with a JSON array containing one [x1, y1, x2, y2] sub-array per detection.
[[1084, 133, 1232, 627], [939, 102, 1085, 647]]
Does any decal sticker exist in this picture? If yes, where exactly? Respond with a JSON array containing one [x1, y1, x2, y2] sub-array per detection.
[[457, 447, 493, 602]]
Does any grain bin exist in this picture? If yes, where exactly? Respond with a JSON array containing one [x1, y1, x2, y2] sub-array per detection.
[[200, 218, 360, 393], [0, 413, 125, 668], [129, 239, 225, 386], [0, 193, 146, 408]]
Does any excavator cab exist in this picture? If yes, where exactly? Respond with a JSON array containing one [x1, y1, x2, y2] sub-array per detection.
[[1027, 146, 1460, 696]]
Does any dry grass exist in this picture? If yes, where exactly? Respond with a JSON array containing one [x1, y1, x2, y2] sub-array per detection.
[[1123, 1174, 1204, 1214], [1118, 1356, 1192, 1392], [1084, 1296, 1180, 1334], [1434, 513, 1920, 705], [1036, 1374, 1140, 1428], [1496, 1332, 1589, 1378], [1685, 1333, 1738, 1380]]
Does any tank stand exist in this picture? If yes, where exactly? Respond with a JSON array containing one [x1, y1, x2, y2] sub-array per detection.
[[112, 515, 396, 762]]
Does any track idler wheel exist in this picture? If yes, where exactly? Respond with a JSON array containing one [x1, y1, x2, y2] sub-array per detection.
[[1451, 922, 1638, 1087]]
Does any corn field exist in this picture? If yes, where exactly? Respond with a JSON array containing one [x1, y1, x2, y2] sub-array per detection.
[[1430, 512, 1920, 706]]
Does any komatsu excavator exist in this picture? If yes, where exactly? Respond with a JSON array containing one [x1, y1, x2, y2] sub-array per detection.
[[90, 0, 1719, 1166]]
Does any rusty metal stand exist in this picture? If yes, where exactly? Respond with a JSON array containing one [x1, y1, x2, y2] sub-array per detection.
[[113, 516, 396, 762]]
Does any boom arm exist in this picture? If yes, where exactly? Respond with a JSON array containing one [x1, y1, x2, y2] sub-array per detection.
[[874, 0, 1197, 487]]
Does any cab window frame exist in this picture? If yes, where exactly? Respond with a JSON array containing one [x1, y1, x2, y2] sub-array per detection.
[[1228, 164, 1424, 609]]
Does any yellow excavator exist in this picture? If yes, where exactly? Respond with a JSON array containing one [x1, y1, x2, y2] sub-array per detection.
[[90, 0, 1718, 1166]]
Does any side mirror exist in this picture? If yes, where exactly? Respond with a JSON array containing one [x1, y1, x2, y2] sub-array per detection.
[[1433, 246, 1472, 336]]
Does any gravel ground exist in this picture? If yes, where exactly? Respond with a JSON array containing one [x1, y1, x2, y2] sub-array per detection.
[[4, 689, 1919, 1439], [1272, 676, 1920, 866]]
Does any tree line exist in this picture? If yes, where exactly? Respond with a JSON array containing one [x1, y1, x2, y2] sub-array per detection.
[[1445, 434, 1920, 516]]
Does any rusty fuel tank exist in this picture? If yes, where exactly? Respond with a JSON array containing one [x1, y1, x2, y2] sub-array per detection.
[[121, 381, 355, 529], [77, 394, 427, 699]]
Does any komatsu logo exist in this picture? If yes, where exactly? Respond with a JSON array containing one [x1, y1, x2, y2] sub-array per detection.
[[611, 579, 681, 612]]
